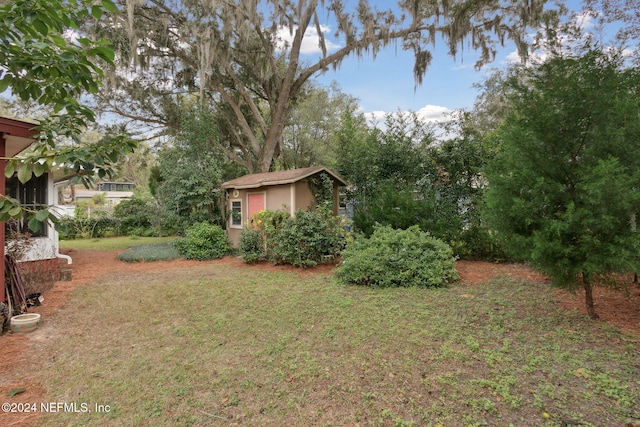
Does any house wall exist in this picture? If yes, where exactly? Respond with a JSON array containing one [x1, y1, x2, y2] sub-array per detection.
[[4, 173, 69, 263], [264, 184, 292, 212], [227, 185, 295, 248], [294, 180, 315, 212]]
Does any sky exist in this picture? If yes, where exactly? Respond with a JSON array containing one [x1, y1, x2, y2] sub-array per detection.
[[279, 0, 597, 127], [278, 9, 526, 126], [313, 40, 497, 125]]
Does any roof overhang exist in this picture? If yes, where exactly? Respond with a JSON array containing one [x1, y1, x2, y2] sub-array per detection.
[[221, 166, 348, 190], [0, 116, 40, 157]]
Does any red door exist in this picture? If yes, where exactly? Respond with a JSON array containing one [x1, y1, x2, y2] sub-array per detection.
[[247, 193, 265, 222]]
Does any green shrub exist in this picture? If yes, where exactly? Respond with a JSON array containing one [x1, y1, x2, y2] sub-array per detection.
[[57, 217, 121, 239], [113, 195, 156, 236], [118, 243, 180, 262], [335, 225, 459, 288], [451, 225, 510, 261], [271, 208, 346, 267], [239, 226, 265, 263], [239, 208, 347, 267], [173, 222, 230, 260]]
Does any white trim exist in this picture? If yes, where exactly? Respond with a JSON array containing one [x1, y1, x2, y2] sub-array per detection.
[[290, 183, 295, 216], [229, 199, 242, 229]]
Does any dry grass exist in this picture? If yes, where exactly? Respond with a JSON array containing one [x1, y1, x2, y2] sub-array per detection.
[[32, 264, 639, 427]]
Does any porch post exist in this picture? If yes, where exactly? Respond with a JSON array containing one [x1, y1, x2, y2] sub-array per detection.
[[1, 134, 6, 303]]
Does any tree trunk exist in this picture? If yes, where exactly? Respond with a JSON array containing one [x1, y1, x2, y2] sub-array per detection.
[[582, 272, 599, 320]]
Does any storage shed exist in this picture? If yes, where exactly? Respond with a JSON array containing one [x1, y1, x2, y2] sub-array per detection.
[[220, 166, 347, 248]]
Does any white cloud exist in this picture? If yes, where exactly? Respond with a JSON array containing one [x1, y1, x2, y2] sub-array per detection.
[[416, 104, 454, 123], [361, 104, 454, 130], [276, 24, 342, 55]]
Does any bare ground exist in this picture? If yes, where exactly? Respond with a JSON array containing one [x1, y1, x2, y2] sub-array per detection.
[[1, 249, 638, 426]]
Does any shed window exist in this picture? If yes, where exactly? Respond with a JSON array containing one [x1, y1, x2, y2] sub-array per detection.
[[230, 200, 242, 228]]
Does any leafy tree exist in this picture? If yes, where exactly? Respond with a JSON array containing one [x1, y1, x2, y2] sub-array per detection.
[[0, 0, 136, 230], [112, 194, 155, 236], [151, 105, 227, 231], [94, 0, 551, 173], [336, 110, 433, 235], [423, 112, 500, 254], [279, 81, 358, 169], [483, 47, 640, 319], [583, 0, 640, 65]]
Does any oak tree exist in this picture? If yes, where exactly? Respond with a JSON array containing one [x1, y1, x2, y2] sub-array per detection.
[[96, 0, 551, 173]]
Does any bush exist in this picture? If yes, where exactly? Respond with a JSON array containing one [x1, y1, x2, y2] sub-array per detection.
[[118, 243, 180, 262], [173, 222, 230, 260], [113, 195, 156, 236], [335, 225, 459, 288], [239, 226, 265, 263], [239, 208, 347, 267], [57, 217, 121, 239], [271, 208, 346, 267], [450, 225, 509, 261]]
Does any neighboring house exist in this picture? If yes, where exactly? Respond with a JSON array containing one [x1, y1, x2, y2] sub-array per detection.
[[1, 116, 72, 305], [221, 166, 347, 248], [57, 180, 134, 208]]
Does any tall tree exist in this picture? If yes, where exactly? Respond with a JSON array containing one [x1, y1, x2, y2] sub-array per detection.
[[95, 0, 552, 173], [280, 81, 358, 169], [336, 110, 434, 235], [151, 105, 227, 229], [483, 47, 640, 319], [583, 0, 640, 65]]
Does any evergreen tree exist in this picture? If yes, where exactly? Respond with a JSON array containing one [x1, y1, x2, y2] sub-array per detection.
[[483, 47, 640, 319]]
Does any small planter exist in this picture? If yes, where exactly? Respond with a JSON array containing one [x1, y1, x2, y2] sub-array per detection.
[[10, 313, 41, 333]]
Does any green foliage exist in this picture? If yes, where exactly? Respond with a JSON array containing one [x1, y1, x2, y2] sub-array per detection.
[[239, 208, 346, 268], [0, 0, 136, 230], [352, 182, 435, 237], [173, 222, 230, 260], [57, 217, 121, 239], [92, 192, 107, 206], [238, 227, 265, 264], [483, 47, 640, 314], [279, 81, 359, 169], [335, 225, 459, 288], [0, 0, 116, 126], [271, 208, 346, 268], [307, 172, 335, 209], [335, 110, 503, 260], [117, 243, 180, 262], [452, 225, 509, 261], [98, 0, 547, 173], [112, 195, 155, 236], [152, 105, 226, 231]]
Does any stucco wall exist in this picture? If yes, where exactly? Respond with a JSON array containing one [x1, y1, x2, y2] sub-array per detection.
[[264, 184, 292, 213], [294, 180, 315, 212]]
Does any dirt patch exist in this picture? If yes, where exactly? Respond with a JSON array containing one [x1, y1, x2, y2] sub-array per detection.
[[1, 250, 639, 426]]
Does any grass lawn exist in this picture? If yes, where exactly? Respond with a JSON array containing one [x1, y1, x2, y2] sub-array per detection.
[[35, 262, 639, 426], [59, 236, 179, 251]]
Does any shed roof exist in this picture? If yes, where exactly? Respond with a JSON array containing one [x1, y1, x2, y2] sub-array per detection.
[[221, 166, 347, 190]]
